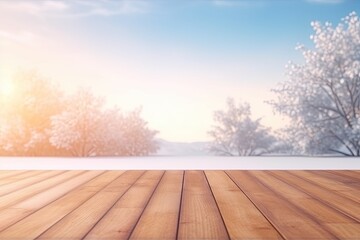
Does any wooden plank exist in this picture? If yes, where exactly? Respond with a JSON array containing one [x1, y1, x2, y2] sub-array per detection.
[[177, 170, 229, 240], [227, 170, 337, 239], [320, 171, 360, 189], [205, 171, 283, 240], [129, 171, 183, 240], [254, 171, 360, 239], [0, 171, 102, 233], [0, 171, 66, 197], [83, 170, 164, 240], [0, 170, 81, 210], [292, 171, 360, 203], [0, 171, 29, 181], [326, 170, 360, 182], [323, 223, 360, 239], [314, 171, 359, 184], [37, 170, 147, 240], [0, 171, 44, 186], [0, 169, 357, 240], [272, 171, 360, 222], [338, 170, 360, 181]]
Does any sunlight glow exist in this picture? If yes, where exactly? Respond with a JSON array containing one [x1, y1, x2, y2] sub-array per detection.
[[0, 79, 14, 97]]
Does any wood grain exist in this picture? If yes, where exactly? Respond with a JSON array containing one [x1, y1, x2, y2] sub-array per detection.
[[0, 170, 81, 210], [325, 171, 360, 189], [0, 171, 103, 232], [129, 170, 183, 240], [292, 171, 360, 203], [0, 170, 357, 240], [0, 171, 66, 197], [329, 170, 360, 181], [84, 170, 164, 240], [205, 170, 283, 240], [37, 170, 145, 240], [312, 170, 359, 184], [177, 170, 229, 240], [0, 171, 37, 184], [271, 170, 360, 222], [254, 171, 360, 239], [228, 170, 338, 239], [0, 171, 28, 180]]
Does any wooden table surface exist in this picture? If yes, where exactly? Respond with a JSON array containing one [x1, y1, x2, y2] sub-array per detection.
[[0, 170, 359, 239]]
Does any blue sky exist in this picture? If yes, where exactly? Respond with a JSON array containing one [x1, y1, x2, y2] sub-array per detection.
[[0, 0, 358, 141]]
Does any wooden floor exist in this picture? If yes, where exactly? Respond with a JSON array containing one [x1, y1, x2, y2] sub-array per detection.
[[0, 170, 359, 239]]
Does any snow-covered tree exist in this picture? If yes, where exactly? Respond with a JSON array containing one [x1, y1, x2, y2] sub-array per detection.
[[270, 12, 360, 156], [0, 70, 158, 156], [208, 98, 275, 156], [0, 71, 64, 155], [50, 89, 158, 156], [50, 88, 113, 156], [115, 108, 159, 156]]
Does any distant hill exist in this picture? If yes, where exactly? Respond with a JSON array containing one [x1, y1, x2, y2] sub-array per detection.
[[155, 139, 213, 156]]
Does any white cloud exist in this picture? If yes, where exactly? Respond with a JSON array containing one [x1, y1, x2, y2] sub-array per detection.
[[43, 1, 69, 11], [0, 0, 68, 15], [72, 0, 149, 17], [0, 0, 148, 17], [306, 0, 344, 4]]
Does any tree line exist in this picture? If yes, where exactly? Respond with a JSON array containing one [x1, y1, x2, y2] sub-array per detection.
[[1, 12, 359, 157]]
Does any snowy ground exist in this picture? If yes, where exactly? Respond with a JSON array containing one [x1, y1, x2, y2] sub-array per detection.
[[0, 156, 359, 170]]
